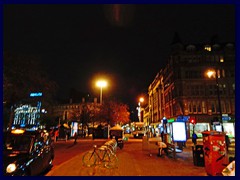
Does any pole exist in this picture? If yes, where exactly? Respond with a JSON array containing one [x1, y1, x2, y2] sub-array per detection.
[[58, 117, 61, 127], [8, 106, 14, 130], [100, 86, 103, 104], [215, 69, 224, 132], [139, 103, 141, 122]]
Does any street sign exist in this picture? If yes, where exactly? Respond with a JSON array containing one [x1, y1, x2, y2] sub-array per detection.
[[222, 114, 231, 121], [222, 116, 231, 121], [30, 92, 42, 97], [176, 116, 189, 122], [168, 118, 175, 123]]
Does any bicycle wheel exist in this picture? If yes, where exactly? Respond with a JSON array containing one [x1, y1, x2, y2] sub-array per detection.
[[104, 143, 114, 153], [82, 151, 96, 167], [105, 142, 117, 154], [104, 153, 118, 169], [102, 145, 114, 155]]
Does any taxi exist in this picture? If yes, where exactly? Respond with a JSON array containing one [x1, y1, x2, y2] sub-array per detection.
[[3, 128, 54, 176]]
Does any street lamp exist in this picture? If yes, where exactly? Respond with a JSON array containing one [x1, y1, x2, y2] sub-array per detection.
[[206, 68, 224, 132], [96, 80, 107, 104]]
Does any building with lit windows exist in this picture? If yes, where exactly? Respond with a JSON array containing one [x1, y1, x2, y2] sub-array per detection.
[[148, 33, 235, 138], [52, 97, 101, 128]]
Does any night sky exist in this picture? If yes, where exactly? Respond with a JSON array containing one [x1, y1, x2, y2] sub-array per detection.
[[3, 4, 235, 108]]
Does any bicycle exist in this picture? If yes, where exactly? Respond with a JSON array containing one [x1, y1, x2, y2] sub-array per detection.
[[104, 139, 117, 154], [82, 144, 118, 169]]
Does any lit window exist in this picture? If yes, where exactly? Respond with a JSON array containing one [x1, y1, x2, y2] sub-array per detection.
[[220, 56, 224, 62], [204, 45, 211, 51], [222, 69, 225, 77], [202, 101, 207, 114]]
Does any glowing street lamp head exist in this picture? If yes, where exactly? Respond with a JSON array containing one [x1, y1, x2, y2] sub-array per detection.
[[96, 80, 107, 104], [96, 80, 107, 88], [206, 70, 215, 78], [139, 97, 144, 103]]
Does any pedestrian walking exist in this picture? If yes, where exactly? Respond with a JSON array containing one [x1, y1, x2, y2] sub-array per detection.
[[161, 130, 164, 142], [54, 129, 59, 142], [225, 134, 230, 151], [192, 132, 197, 145], [74, 132, 78, 144]]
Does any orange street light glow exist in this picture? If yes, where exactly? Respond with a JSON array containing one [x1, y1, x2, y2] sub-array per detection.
[[96, 80, 107, 88], [206, 70, 215, 78]]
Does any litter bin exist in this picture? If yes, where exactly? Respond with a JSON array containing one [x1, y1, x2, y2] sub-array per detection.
[[192, 145, 205, 166]]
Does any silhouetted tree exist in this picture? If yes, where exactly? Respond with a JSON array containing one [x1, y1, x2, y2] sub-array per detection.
[[3, 52, 58, 129]]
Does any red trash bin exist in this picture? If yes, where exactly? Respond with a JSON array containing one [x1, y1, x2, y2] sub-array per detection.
[[202, 131, 228, 176]]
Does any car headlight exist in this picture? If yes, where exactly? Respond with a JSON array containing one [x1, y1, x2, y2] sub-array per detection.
[[6, 163, 17, 173]]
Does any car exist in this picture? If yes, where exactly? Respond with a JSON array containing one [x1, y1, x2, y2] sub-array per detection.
[[132, 122, 147, 138], [3, 128, 54, 176]]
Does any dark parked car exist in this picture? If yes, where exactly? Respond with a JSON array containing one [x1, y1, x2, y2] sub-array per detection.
[[3, 129, 54, 176]]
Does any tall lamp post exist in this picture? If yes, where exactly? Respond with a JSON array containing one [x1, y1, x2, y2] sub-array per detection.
[[96, 80, 107, 104], [206, 69, 224, 132], [137, 97, 144, 122]]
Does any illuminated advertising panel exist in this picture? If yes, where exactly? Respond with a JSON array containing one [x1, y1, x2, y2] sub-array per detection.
[[172, 122, 187, 141], [71, 122, 78, 137], [190, 123, 210, 138], [223, 123, 235, 138], [215, 125, 222, 132]]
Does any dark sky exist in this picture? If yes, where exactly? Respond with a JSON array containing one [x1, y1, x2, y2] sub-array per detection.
[[3, 4, 235, 108]]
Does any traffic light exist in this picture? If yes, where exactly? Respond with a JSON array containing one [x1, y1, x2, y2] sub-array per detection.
[[189, 117, 196, 124]]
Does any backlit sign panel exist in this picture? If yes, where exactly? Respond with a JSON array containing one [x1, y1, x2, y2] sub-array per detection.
[[172, 122, 187, 141]]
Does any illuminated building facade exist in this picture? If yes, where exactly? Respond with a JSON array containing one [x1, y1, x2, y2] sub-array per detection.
[[52, 98, 101, 127], [12, 103, 41, 128], [148, 34, 235, 138]]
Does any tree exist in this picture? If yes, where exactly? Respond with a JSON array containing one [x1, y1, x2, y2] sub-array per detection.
[[4, 52, 58, 105], [66, 103, 101, 135], [3, 52, 58, 129], [67, 109, 81, 122], [99, 100, 130, 126], [39, 113, 59, 130]]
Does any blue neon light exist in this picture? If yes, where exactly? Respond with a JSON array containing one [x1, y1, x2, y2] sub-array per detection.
[[30, 92, 42, 97]]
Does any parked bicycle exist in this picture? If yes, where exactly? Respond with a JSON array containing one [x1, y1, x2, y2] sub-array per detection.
[[82, 144, 118, 169], [104, 139, 118, 154]]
